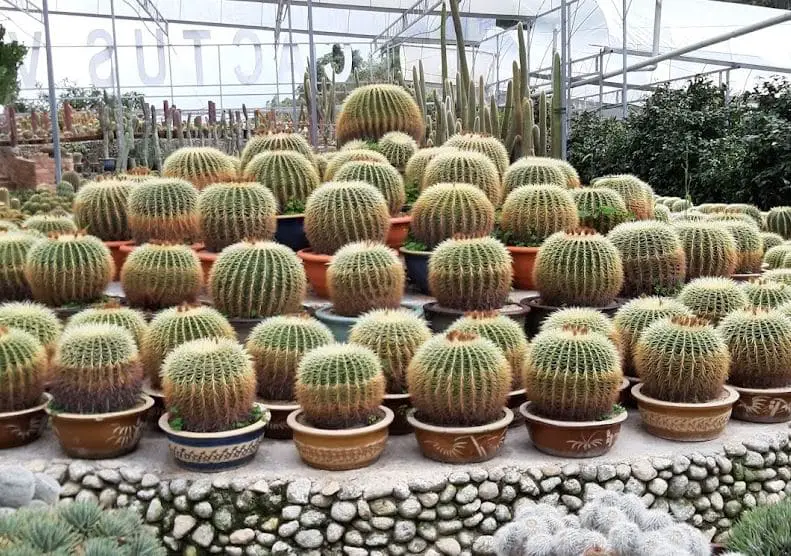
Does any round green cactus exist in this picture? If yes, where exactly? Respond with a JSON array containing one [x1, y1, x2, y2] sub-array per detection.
[[0, 301, 62, 356], [304, 181, 390, 255], [73, 180, 133, 241], [209, 241, 306, 318], [762, 232, 785, 252], [407, 330, 511, 427], [336, 84, 425, 145], [315, 153, 331, 181], [340, 140, 369, 152], [0, 220, 17, 232], [593, 174, 654, 220], [540, 307, 621, 352], [324, 149, 390, 181], [296, 342, 386, 429], [334, 160, 406, 216], [67, 300, 148, 348], [242, 150, 320, 210], [445, 134, 509, 177], [671, 209, 708, 223], [162, 147, 237, 189], [51, 323, 143, 413], [653, 204, 671, 222], [501, 185, 579, 245], [197, 182, 278, 252], [673, 222, 737, 279], [327, 242, 404, 317], [635, 315, 730, 403], [405, 147, 452, 189], [428, 236, 512, 311], [60, 170, 81, 190], [742, 279, 791, 310], [764, 268, 791, 286], [698, 203, 728, 214], [766, 206, 791, 239], [422, 150, 502, 207], [56, 181, 74, 197], [726, 203, 762, 225], [551, 160, 582, 188], [677, 277, 749, 325], [720, 220, 763, 274], [348, 308, 432, 394], [503, 157, 567, 193], [765, 243, 791, 269], [0, 326, 47, 412], [246, 313, 334, 401], [240, 133, 316, 172], [670, 199, 693, 212], [120, 243, 203, 309], [523, 325, 622, 421], [379, 131, 418, 171], [410, 183, 495, 249], [0, 232, 40, 301], [127, 178, 200, 243], [24, 233, 113, 307], [142, 304, 236, 389], [534, 229, 624, 307], [572, 187, 631, 234], [22, 214, 77, 236], [708, 212, 757, 225]]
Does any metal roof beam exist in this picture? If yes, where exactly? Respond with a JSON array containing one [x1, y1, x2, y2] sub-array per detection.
[[602, 46, 791, 75]]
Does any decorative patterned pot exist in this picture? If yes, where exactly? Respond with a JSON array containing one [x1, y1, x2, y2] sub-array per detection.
[[297, 249, 331, 298], [400, 248, 431, 294], [386, 215, 411, 249], [314, 305, 358, 342], [507, 246, 539, 290], [632, 383, 739, 441], [519, 295, 622, 338], [197, 250, 218, 281], [259, 400, 300, 440], [159, 403, 270, 472], [275, 214, 309, 252], [47, 395, 153, 459], [287, 406, 393, 471], [423, 302, 529, 333], [521, 402, 627, 458], [0, 393, 50, 449], [407, 408, 513, 464], [731, 384, 791, 423], [104, 240, 135, 280], [383, 393, 412, 435], [508, 389, 527, 428]]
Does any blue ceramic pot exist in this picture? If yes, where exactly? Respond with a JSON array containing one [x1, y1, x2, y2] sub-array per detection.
[[314, 305, 358, 342], [102, 158, 116, 172], [400, 248, 431, 294], [275, 214, 309, 252]]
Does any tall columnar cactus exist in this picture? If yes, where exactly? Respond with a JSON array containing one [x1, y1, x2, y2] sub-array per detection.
[[335, 84, 425, 145], [673, 222, 738, 279], [677, 277, 749, 325], [197, 182, 277, 251], [500, 185, 579, 245], [540, 307, 622, 352], [761, 232, 785, 252], [24, 233, 113, 307], [410, 183, 495, 249], [209, 241, 306, 318], [22, 214, 77, 236], [120, 243, 203, 309], [304, 182, 390, 255], [127, 178, 200, 243], [67, 301, 148, 348], [407, 330, 511, 427], [239, 133, 316, 172], [348, 308, 432, 394], [334, 161, 406, 216], [444, 134, 509, 177], [327, 242, 404, 317], [0, 301, 62, 357], [50, 323, 143, 413], [246, 314, 334, 401], [765, 243, 791, 269], [162, 147, 237, 189], [742, 279, 791, 310], [720, 220, 764, 274], [534, 229, 624, 307], [422, 150, 502, 206], [766, 206, 791, 239], [296, 343, 385, 429], [73, 180, 133, 241], [523, 325, 622, 421], [503, 157, 567, 193], [594, 174, 654, 220], [635, 315, 730, 403], [0, 326, 47, 412], [404, 147, 453, 189], [0, 232, 39, 301], [572, 188, 631, 235], [428, 237, 512, 311], [379, 131, 418, 171], [324, 149, 390, 181], [242, 150, 320, 210]]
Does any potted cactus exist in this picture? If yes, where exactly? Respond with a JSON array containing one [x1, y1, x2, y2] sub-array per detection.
[[572, 187, 631, 234], [503, 157, 568, 192], [0, 231, 41, 301], [162, 147, 237, 189], [335, 84, 424, 145], [423, 150, 502, 207], [22, 214, 77, 236], [0, 301, 62, 359], [672, 221, 737, 279], [46, 323, 153, 458], [67, 300, 148, 348], [126, 178, 200, 246], [120, 242, 203, 310], [632, 315, 738, 441], [721, 220, 764, 280], [767, 206, 791, 239], [445, 133, 509, 178], [378, 131, 418, 172], [742, 278, 791, 309], [677, 277, 748, 325], [594, 174, 655, 220], [159, 337, 270, 471], [287, 343, 393, 470], [324, 149, 389, 180], [240, 133, 316, 172]]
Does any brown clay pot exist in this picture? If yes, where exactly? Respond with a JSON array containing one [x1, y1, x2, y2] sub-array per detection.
[[0, 394, 50, 449], [408, 408, 513, 463], [47, 395, 154, 459], [142, 383, 165, 430], [260, 400, 300, 439], [104, 240, 135, 279], [508, 389, 527, 428], [423, 302, 529, 333], [622, 376, 640, 408], [507, 246, 539, 290], [119, 243, 137, 256], [631, 383, 739, 441], [731, 272, 762, 282], [197, 250, 218, 280], [287, 406, 393, 470], [731, 384, 791, 423], [383, 393, 412, 435], [521, 402, 627, 458], [297, 248, 332, 298], [386, 215, 411, 250]]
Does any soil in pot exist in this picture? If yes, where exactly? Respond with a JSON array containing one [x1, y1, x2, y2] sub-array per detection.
[[259, 400, 300, 439], [399, 248, 431, 294], [507, 246, 539, 290], [387, 215, 411, 250], [519, 295, 623, 338], [0, 393, 50, 449], [731, 384, 791, 423], [423, 302, 529, 333], [297, 249, 331, 298], [275, 214, 309, 252]]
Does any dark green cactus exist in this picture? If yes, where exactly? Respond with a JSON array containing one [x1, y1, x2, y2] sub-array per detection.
[[198, 182, 278, 251], [336, 84, 425, 145], [411, 183, 495, 249], [742, 279, 791, 310], [445, 134, 509, 177], [120, 243, 203, 309], [422, 150, 502, 207], [678, 277, 749, 325], [503, 157, 567, 193], [0, 301, 62, 357], [127, 178, 200, 244], [673, 222, 738, 279], [73, 180, 133, 241], [766, 207, 791, 239], [500, 185, 579, 245], [721, 220, 764, 274], [379, 131, 418, 171], [765, 243, 791, 269], [56, 181, 75, 197], [334, 160, 406, 216], [22, 214, 77, 236], [242, 151, 320, 210], [765, 268, 791, 286], [60, 170, 82, 190], [240, 133, 316, 172], [761, 232, 785, 252], [0, 232, 39, 301], [594, 174, 654, 220], [572, 187, 631, 234], [162, 147, 237, 189], [67, 300, 148, 348], [0, 326, 47, 412], [324, 149, 390, 181], [404, 147, 454, 190]]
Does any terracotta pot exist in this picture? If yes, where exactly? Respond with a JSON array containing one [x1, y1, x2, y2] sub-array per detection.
[[0, 394, 50, 449], [119, 243, 137, 256], [287, 406, 393, 471], [400, 248, 431, 294], [521, 402, 627, 458], [142, 383, 165, 430], [423, 302, 529, 333], [731, 272, 762, 282], [508, 389, 527, 428], [408, 408, 513, 463], [47, 395, 153, 459], [227, 317, 264, 343], [383, 393, 412, 435], [386, 215, 411, 250], [197, 250, 218, 280], [159, 403, 270, 472], [297, 249, 331, 298], [632, 383, 739, 441], [519, 295, 623, 338], [190, 243, 205, 252], [507, 246, 539, 290], [275, 214, 309, 252], [104, 240, 135, 279], [259, 400, 300, 440], [731, 384, 791, 423]]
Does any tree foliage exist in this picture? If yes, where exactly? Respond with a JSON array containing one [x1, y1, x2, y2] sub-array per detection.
[[0, 25, 27, 106]]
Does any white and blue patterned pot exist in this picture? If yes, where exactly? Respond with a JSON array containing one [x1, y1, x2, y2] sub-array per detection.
[[158, 404, 271, 472]]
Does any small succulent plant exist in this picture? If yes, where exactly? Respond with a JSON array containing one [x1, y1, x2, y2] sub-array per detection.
[[766, 206, 791, 239], [727, 499, 791, 556], [333, 160, 406, 216], [22, 214, 77, 236]]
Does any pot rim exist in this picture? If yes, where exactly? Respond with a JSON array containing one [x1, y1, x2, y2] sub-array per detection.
[[407, 407, 514, 434], [0, 392, 52, 418], [197, 250, 219, 261], [259, 399, 300, 411], [296, 248, 332, 263], [226, 316, 266, 325], [287, 405, 394, 437], [103, 239, 135, 247], [398, 247, 432, 257], [46, 394, 154, 421], [505, 245, 540, 254], [142, 383, 163, 398], [423, 301, 526, 316], [518, 294, 622, 312], [509, 388, 526, 397], [729, 384, 791, 395], [277, 213, 305, 220], [631, 383, 739, 409], [519, 401, 628, 428], [384, 392, 410, 401], [158, 402, 270, 438], [314, 305, 358, 323], [390, 215, 412, 224]]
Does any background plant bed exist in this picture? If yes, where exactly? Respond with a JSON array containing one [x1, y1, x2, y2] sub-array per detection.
[[0, 393, 50, 449], [519, 294, 623, 338], [422, 302, 529, 333], [731, 384, 791, 423]]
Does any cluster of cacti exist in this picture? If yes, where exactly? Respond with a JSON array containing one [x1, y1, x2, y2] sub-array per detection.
[[764, 243, 791, 269], [677, 277, 748, 325], [404, 147, 451, 188], [162, 147, 237, 189], [197, 182, 277, 251], [242, 150, 320, 210], [500, 185, 579, 245], [673, 222, 738, 279], [304, 182, 390, 255], [324, 149, 390, 181], [407, 330, 511, 427], [540, 307, 622, 351], [336, 84, 425, 145], [73, 180, 133, 241], [572, 187, 631, 234], [765, 268, 791, 286], [766, 206, 791, 239], [334, 160, 406, 216], [296, 343, 385, 429], [240, 133, 315, 172], [20, 188, 73, 215], [378, 131, 418, 170], [422, 150, 502, 206], [0, 326, 47, 412], [162, 337, 257, 432], [0, 232, 39, 300], [50, 323, 143, 413], [653, 203, 671, 222], [67, 300, 148, 347], [444, 134, 509, 177], [742, 278, 791, 309], [410, 183, 495, 249], [428, 236, 512, 310], [594, 174, 654, 220], [0, 301, 62, 357], [635, 315, 730, 403], [55, 181, 75, 198], [127, 178, 200, 243], [120, 243, 203, 309], [721, 220, 764, 273], [534, 229, 624, 307], [503, 157, 567, 193], [761, 232, 785, 251], [22, 214, 77, 236]]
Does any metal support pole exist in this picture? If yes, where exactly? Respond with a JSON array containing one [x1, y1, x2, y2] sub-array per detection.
[[110, 0, 125, 167], [306, 0, 319, 146], [621, 0, 628, 118], [217, 45, 224, 113], [598, 50, 604, 115], [287, 0, 297, 127], [42, 0, 61, 183], [167, 43, 175, 105], [495, 35, 500, 100], [560, 0, 568, 159]]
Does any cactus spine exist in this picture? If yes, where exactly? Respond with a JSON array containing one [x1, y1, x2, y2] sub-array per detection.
[[120, 243, 203, 309], [766, 206, 791, 239], [127, 178, 200, 244], [503, 157, 567, 193], [379, 131, 418, 171], [334, 161, 406, 216], [422, 150, 502, 207], [162, 147, 237, 189], [410, 183, 495, 249], [73, 180, 133, 241], [335, 84, 425, 145], [677, 277, 749, 325], [197, 182, 277, 252], [500, 185, 579, 245], [0, 232, 39, 301], [673, 222, 738, 279], [243, 151, 320, 210], [573, 188, 631, 235], [67, 301, 148, 348], [0, 326, 47, 412]]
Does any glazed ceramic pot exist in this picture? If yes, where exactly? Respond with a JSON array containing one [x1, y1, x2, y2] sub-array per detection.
[[275, 214, 309, 252], [383, 393, 412, 435], [287, 406, 393, 471], [0, 394, 50, 449], [104, 240, 135, 279], [408, 408, 513, 464], [422, 302, 529, 333], [227, 317, 264, 343], [521, 402, 627, 458], [400, 248, 431, 294], [731, 384, 791, 423], [142, 383, 165, 430], [314, 305, 358, 341], [197, 250, 218, 280], [519, 294, 623, 338], [386, 215, 411, 249], [297, 249, 331, 298], [159, 403, 270, 472], [507, 246, 539, 290], [259, 400, 300, 439], [632, 383, 739, 441], [47, 395, 153, 459], [508, 389, 527, 428], [622, 376, 640, 408]]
